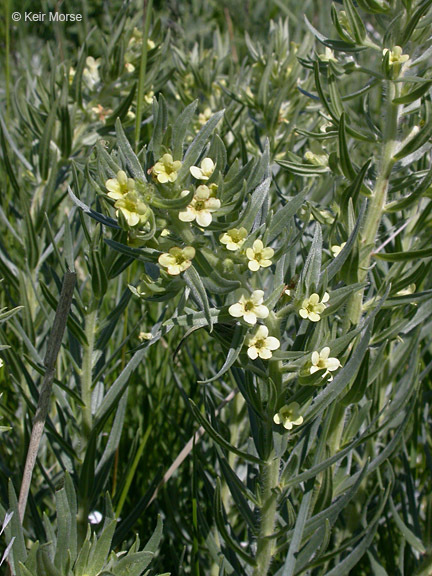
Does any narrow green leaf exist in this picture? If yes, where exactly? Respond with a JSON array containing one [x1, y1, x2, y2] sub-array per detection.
[[189, 401, 263, 464], [115, 119, 146, 180], [199, 324, 247, 383], [339, 112, 356, 180], [177, 110, 224, 180], [393, 80, 432, 104], [184, 265, 213, 332], [39, 100, 57, 180], [374, 246, 432, 261], [342, 0, 367, 42], [172, 100, 198, 160], [268, 188, 308, 239]]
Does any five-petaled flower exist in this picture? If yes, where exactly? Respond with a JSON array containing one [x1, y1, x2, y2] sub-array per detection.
[[229, 290, 269, 325], [105, 170, 135, 200], [114, 193, 150, 227], [190, 158, 215, 181], [310, 347, 341, 381], [219, 228, 248, 251], [178, 185, 221, 227], [299, 292, 329, 322], [273, 402, 303, 430], [246, 239, 274, 272], [152, 154, 182, 184], [158, 246, 195, 276], [246, 325, 280, 360]]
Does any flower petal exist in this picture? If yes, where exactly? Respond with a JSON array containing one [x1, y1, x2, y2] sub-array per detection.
[[243, 312, 257, 325], [190, 166, 204, 179], [265, 337, 280, 351], [196, 211, 212, 227], [229, 303, 244, 318], [247, 347, 259, 360], [254, 305, 269, 319]]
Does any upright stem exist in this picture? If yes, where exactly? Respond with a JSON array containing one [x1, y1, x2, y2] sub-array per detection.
[[253, 316, 282, 575], [81, 305, 98, 439], [134, 0, 153, 151], [348, 80, 400, 325], [253, 456, 280, 576]]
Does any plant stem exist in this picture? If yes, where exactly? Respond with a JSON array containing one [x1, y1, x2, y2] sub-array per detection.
[[348, 80, 400, 325], [81, 305, 98, 439], [253, 321, 282, 575], [253, 455, 280, 576], [134, 0, 153, 152]]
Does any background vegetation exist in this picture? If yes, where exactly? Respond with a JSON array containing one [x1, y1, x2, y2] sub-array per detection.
[[1, 0, 432, 574]]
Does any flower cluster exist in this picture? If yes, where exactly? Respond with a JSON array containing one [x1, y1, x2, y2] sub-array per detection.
[[105, 171, 150, 228]]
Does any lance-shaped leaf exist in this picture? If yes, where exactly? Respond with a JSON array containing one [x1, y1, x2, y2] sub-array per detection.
[[199, 324, 247, 383]]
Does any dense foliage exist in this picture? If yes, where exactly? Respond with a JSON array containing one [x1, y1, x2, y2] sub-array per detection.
[[1, 0, 432, 574]]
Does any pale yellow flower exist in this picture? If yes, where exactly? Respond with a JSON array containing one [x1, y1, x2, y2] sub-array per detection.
[[138, 331, 153, 341], [125, 62, 135, 73], [396, 283, 416, 296], [198, 107, 212, 126], [299, 292, 329, 322], [273, 403, 303, 430], [318, 47, 337, 62], [144, 90, 154, 105], [83, 56, 101, 90], [105, 170, 135, 200], [330, 242, 346, 257], [190, 158, 215, 181], [310, 347, 341, 381], [178, 185, 221, 227], [152, 154, 182, 184], [158, 246, 195, 275], [246, 240, 274, 272], [0, 359, 4, 368], [219, 228, 248, 251], [114, 193, 150, 227], [246, 326, 280, 360], [383, 46, 409, 66], [128, 28, 155, 51], [229, 290, 269, 325], [304, 151, 328, 166]]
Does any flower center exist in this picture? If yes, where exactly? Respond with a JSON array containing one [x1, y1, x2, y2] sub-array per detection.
[[255, 339, 265, 349], [244, 301, 255, 312], [195, 201, 205, 211]]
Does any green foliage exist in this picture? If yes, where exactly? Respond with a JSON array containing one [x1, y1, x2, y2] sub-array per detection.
[[1, 1, 432, 575]]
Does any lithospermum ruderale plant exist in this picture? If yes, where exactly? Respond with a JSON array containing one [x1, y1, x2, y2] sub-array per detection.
[[1, 1, 432, 575]]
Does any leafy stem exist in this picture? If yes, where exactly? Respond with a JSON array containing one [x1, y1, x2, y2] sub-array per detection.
[[348, 80, 401, 325]]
